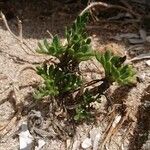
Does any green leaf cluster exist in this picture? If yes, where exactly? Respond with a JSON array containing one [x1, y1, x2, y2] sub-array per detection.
[[74, 90, 95, 121], [37, 36, 65, 59], [74, 106, 90, 121], [35, 13, 93, 100], [66, 12, 94, 62], [37, 13, 93, 63], [96, 50, 136, 85], [35, 64, 82, 99]]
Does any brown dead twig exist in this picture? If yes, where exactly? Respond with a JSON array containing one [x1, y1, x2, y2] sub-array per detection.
[[80, 1, 141, 19], [100, 106, 136, 150]]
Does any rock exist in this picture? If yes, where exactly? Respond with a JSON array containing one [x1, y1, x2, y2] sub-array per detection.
[[81, 138, 92, 149], [139, 29, 147, 41], [90, 128, 100, 141], [146, 60, 150, 66], [35, 139, 46, 150], [93, 134, 101, 150], [90, 128, 101, 150], [72, 140, 80, 150], [138, 73, 146, 82], [19, 122, 34, 150], [146, 36, 150, 42]]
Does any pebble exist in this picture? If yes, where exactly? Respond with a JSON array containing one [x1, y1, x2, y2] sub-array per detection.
[[81, 138, 92, 149], [90, 128, 100, 141], [72, 140, 80, 150], [146, 36, 150, 42], [145, 60, 150, 66], [138, 73, 146, 82], [90, 128, 101, 150]]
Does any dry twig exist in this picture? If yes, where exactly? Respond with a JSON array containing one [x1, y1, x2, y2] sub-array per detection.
[[100, 113, 122, 150], [80, 1, 141, 20], [100, 105, 136, 150], [0, 12, 35, 54], [17, 17, 23, 43]]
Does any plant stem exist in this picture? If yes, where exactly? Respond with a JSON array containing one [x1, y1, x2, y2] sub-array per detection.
[[88, 78, 111, 96]]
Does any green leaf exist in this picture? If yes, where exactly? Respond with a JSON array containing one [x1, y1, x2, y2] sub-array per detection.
[[52, 35, 59, 47], [49, 46, 56, 55], [104, 50, 111, 61], [86, 38, 91, 44], [76, 52, 93, 61], [37, 42, 48, 54], [43, 39, 50, 50], [95, 52, 102, 62], [110, 56, 120, 66], [80, 45, 89, 53], [119, 65, 128, 75], [101, 54, 106, 68], [74, 114, 80, 121], [105, 61, 111, 75], [111, 65, 120, 79]]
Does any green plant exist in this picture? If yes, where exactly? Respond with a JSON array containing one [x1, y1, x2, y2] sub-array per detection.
[[35, 13, 93, 100], [35, 64, 82, 99], [35, 12, 136, 123], [37, 12, 93, 66], [74, 89, 95, 121], [95, 50, 136, 85]]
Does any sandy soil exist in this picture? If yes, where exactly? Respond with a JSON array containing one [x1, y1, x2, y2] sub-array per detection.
[[0, 1, 150, 150]]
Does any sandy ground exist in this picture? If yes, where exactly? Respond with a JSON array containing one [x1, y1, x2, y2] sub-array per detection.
[[0, 1, 150, 150]]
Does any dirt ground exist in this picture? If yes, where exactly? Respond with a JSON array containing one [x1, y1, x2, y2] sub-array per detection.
[[0, 1, 150, 150]]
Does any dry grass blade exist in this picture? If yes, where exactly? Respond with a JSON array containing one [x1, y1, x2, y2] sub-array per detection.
[[0, 115, 18, 136], [100, 114, 122, 150]]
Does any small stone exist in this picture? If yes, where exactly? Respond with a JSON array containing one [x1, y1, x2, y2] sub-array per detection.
[[146, 36, 150, 42], [93, 134, 101, 150], [72, 140, 80, 150], [66, 139, 71, 150], [139, 29, 147, 41], [90, 128, 101, 150], [90, 128, 100, 141], [112, 115, 122, 128], [138, 73, 146, 82], [90, 101, 101, 110], [35, 139, 46, 150], [145, 60, 150, 66], [92, 34, 96, 38], [81, 138, 92, 149]]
